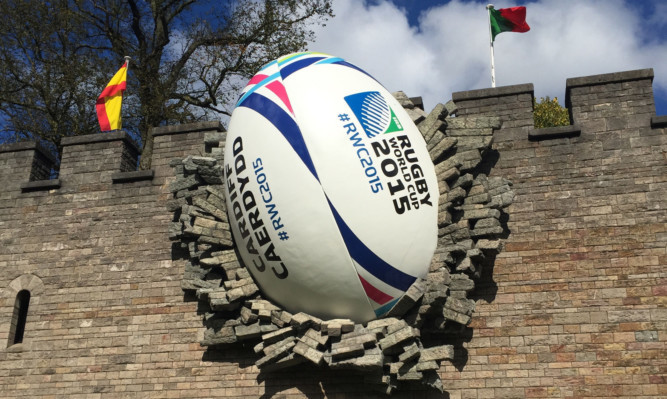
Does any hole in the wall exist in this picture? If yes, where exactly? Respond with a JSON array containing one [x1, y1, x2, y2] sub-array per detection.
[[8, 290, 31, 347]]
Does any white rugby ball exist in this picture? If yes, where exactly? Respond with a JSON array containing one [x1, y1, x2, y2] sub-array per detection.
[[223, 52, 438, 323]]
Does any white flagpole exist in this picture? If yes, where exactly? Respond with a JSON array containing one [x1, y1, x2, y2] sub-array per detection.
[[121, 56, 131, 130], [486, 4, 496, 88]]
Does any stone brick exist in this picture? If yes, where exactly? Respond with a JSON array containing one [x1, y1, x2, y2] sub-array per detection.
[[416, 360, 439, 371], [303, 328, 329, 347], [322, 319, 354, 337], [256, 337, 296, 368], [293, 341, 324, 365], [386, 279, 426, 317], [330, 342, 365, 360], [418, 103, 448, 142], [261, 326, 295, 345], [202, 326, 237, 346], [443, 308, 471, 325], [635, 330, 658, 342], [392, 91, 416, 109], [366, 317, 400, 335], [235, 323, 262, 341], [398, 342, 420, 363], [328, 347, 384, 371], [290, 312, 322, 331], [378, 326, 416, 354], [444, 297, 476, 315], [449, 274, 475, 292], [260, 352, 307, 372], [608, 310, 650, 323]]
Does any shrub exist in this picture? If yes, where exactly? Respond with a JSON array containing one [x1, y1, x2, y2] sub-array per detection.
[[534, 96, 570, 128]]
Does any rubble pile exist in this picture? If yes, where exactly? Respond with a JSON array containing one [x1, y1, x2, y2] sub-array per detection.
[[167, 94, 513, 394]]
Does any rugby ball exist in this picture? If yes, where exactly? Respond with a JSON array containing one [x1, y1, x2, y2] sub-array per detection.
[[223, 52, 438, 323]]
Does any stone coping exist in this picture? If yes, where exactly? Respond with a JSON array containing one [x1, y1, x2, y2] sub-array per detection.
[[0, 141, 58, 165], [20, 179, 61, 192], [565, 69, 654, 109], [150, 121, 225, 137], [61, 131, 140, 153], [528, 124, 581, 141], [566, 68, 654, 90], [111, 170, 155, 183], [452, 83, 534, 102], [0, 141, 39, 153], [651, 115, 667, 128]]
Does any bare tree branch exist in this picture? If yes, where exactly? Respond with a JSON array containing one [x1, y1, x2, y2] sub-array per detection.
[[0, 0, 334, 169]]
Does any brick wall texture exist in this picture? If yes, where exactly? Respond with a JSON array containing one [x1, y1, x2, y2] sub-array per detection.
[[1, 68, 665, 398]]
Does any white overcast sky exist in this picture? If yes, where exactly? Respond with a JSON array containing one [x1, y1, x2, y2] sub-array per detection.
[[307, 0, 667, 115]]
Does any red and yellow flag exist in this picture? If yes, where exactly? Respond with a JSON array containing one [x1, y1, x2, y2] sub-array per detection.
[[96, 61, 128, 131]]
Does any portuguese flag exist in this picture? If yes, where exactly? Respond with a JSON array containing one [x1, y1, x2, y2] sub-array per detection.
[[489, 6, 530, 41]]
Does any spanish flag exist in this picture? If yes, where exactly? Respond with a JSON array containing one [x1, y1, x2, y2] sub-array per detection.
[[96, 61, 128, 131]]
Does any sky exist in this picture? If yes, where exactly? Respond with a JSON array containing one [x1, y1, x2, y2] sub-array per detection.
[[307, 0, 667, 116]]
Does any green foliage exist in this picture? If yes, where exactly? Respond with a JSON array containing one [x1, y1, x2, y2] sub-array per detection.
[[0, 0, 334, 167], [533, 96, 570, 128]]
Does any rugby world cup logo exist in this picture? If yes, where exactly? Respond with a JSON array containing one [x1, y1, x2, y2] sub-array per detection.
[[345, 91, 403, 138]]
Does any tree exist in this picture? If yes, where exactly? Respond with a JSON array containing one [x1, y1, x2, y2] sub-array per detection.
[[0, 1, 113, 157], [0, 0, 333, 168], [533, 96, 570, 128]]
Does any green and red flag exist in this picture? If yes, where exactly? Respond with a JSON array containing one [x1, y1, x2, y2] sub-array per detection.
[[96, 61, 128, 131], [489, 6, 530, 41]]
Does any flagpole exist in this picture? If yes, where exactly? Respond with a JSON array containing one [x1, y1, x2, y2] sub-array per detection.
[[122, 56, 131, 130], [486, 4, 496, 88]]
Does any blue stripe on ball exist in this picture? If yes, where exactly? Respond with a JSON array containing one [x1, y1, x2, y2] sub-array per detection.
[[374, 297, 400, 317], [326, 197, 417, 292], [239, 93, 319, 181], [280, 57, 326, 80]]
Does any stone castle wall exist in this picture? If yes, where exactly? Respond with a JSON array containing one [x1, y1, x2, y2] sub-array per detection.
[[448, 69, 666, 398], [0, 69, 665, 398]]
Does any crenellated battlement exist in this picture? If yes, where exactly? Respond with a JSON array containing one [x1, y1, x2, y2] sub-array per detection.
[[2, 69, 661, 195], [0, 141, 57, 193], [0, 121, 225, 195], [453, 68, 662, 140], [565, 68, 655, 124], [452, 82, 535, 128]]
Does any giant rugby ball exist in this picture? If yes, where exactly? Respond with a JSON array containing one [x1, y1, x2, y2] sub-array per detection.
[[224, 52, 438, 323]]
